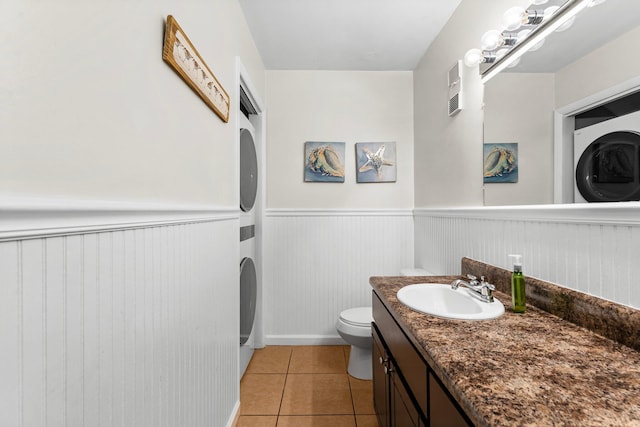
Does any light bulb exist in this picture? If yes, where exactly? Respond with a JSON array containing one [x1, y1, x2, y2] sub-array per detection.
[[543, 5, 559, 21], [463, 48, 484, 67], [481, 30, 502, 51], [495, 48, 510, 59], [502, 6, 525, 31], [517, 29, 531, 43], [530, 0, 549, 4]]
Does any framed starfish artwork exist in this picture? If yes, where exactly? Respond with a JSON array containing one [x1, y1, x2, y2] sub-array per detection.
[[355, 142, 397, 183]]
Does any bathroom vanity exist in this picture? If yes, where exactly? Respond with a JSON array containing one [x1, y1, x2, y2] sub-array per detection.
[[373, 291, 470, 426], [370, 259, 640, 427]]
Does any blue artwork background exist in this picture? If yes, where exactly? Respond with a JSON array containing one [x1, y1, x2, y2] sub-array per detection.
[[483, 143, 518, 184]]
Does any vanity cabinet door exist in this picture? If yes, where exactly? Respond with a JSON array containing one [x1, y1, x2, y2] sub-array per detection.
[[391, 364, 426, 427], [373, 325, 390, 427], [373, 292, 427, 415], [429, 371, 471, 427]]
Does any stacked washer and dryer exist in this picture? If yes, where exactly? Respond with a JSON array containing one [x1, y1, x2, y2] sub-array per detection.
[[574, 109, 640, 203], [239, 108, 260, 376]]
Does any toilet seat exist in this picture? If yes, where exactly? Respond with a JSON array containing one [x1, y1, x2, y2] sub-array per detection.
[[339, 307, 372, 327]]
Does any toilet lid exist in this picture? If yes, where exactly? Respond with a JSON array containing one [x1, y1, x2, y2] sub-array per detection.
[[339, 307, 372, 327]]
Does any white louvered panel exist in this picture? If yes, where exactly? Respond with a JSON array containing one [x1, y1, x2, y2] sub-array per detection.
[[415, 213, 639, 309], [0, 218, 239, 427], [263, 211, 413, 343]]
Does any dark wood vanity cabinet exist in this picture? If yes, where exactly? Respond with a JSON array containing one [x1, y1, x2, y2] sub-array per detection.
[[373, 325, 424, 427], [373, 291, 471, 427]]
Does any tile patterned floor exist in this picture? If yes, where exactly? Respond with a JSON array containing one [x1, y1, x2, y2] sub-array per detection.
[[237, 345, 378, 427]]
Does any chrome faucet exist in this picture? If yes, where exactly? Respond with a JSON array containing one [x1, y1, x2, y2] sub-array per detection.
[[451, 274, 495, 303]]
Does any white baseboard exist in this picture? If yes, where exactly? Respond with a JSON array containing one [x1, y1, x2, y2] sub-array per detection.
[[226, 400, 241, 427], [265, 335, 347, 346]]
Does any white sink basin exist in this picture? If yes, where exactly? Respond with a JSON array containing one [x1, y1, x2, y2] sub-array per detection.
[[396, 283, 504, 320]]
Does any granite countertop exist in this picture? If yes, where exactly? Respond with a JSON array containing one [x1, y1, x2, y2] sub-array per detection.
[[370, 275, 640, 427]]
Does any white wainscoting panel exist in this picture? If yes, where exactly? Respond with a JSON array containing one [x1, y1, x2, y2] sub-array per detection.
[[0, 218, 239, 427], [263, 210, 414, 344], [415, 207, 640, 309]]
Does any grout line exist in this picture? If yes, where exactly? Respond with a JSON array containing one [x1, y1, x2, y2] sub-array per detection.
[[275, 347, 293, 423], [240, 346, 366, 425]]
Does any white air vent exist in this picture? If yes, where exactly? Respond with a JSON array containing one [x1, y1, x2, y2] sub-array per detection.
[[448, 61, 463, 117]]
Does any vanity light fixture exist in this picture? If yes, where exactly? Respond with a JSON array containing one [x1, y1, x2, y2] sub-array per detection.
[[463, 0, 597, 83]]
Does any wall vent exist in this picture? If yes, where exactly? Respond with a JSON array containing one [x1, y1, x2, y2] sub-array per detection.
[[448, 61, 463, 117]]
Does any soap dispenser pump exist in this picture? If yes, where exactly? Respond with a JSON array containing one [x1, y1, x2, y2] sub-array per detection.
[[509, 254, 526, 313]]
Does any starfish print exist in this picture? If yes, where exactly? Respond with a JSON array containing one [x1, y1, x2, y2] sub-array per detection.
[[358, 144, 395, 180]]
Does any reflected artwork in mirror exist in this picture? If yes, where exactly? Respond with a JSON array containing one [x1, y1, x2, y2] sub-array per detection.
[[483, 143, 518, 184], [481, 0, 640, 205]]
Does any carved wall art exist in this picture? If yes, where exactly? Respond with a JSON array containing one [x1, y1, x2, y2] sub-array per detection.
[[162, 15, 230, 122]]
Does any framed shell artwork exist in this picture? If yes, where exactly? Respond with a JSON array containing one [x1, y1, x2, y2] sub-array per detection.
[[162, 15, 230, 122], [483, 143, 518, 183], [304, 142, 346, 183]]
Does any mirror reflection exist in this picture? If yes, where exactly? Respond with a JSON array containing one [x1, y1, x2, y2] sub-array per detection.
[[483, 0, 640, 206]]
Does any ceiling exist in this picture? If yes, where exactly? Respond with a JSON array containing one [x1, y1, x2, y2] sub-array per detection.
[[238, 0, 640, 73], [238, 0, 462, 71]]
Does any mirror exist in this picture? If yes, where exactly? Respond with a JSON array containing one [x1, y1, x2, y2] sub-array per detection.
[[483, 0, 640, 206]]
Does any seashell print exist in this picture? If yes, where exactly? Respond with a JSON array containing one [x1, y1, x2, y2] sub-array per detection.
[[483, 146, 516, 177], [307, 146, 345, 178]]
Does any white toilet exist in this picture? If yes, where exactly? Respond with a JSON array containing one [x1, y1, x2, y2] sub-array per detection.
[[337, 268, 432, 380], [336, 307, 373, 380]]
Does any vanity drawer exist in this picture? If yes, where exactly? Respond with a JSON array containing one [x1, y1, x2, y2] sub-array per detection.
[[373, 291, 427, 416]]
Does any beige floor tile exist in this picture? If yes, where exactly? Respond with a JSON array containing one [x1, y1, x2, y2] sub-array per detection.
[[355, 414, 379, 427], [240, 374, 286, 415], [236, 415, 278, 427], [288, 345, 348, 374], [246, 346, 293, 374], [349, 376, 375, 414], [276, 415, 356, 427], [280, 373, 354, 415]]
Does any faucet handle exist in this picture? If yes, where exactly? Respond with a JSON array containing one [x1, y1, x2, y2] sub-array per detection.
[[466, 274, 478, 284], [480, 276, 495, 290]]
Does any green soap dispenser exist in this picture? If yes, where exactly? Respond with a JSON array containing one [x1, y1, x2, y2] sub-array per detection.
[[509, 254, 526, 313]]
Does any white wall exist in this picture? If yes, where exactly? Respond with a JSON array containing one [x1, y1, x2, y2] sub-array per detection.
[[265, 70, 414, 209], [415, 207, 640, 310], [412, 0, 640, 311], [555, 25, 640, 109], [262, 70, 415, 343], [483, 73, 555, 206], [1, 0, 265, 425], [1, 0, 263, 207], [0, 217, 239, 427], [413, 0, 515, 208], [263, 210, 413, 344]]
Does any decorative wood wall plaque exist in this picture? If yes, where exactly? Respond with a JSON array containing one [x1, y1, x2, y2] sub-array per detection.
[[162, 15, 230, 122]]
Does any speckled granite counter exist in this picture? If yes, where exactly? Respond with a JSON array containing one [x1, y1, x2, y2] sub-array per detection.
[[370, 272, 640, 426]]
